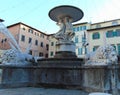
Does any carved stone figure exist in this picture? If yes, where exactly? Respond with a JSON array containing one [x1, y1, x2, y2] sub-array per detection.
[[53, 17, 75, 41], [86, 44, 118, 65]]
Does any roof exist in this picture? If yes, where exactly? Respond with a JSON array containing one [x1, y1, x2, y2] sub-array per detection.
[[73, 22, 88, 26], [91, 18, 120, 25], [87, 24, 120, 31], [7, 22, 48, 36]]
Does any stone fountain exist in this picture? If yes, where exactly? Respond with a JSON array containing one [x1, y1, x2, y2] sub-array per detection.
[[0, 6, 85, 90], [0, 6, 119, 95]]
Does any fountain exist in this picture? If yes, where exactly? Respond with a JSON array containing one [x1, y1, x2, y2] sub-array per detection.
[[0, 5, 119, 95], [85, 44, 120, 95], [0, 5, 85, 90]]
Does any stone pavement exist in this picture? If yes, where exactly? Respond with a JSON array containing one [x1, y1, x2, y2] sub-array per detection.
[[0, 87, 89, 95]]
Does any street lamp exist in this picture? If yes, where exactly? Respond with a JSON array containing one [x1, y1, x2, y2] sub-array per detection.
[[82, 31, 89, 55]]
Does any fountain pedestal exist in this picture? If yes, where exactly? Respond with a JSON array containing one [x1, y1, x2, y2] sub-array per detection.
[[54, 41, 76, 58], [49, 5, 83, 58]]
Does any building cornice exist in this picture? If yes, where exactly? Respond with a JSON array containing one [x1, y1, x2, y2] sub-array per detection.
[[7, 22, 48, 36], [87, 24, 120, 31]]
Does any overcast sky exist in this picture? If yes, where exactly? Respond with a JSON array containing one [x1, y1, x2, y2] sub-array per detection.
[[0, 0, 120, 34]]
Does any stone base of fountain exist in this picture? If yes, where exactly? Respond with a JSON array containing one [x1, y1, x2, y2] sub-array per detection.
[[0, 60, 120, 95], [54, 41, 77, 58], [0, 58, 84, 89]]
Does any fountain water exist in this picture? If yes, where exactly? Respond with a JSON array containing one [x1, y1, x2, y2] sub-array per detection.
[[0, 21, 21, 52], [0, 21, 35, 65]]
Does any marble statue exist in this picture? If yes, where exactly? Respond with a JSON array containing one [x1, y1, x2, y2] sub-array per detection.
[[0, 49, 34, 65], [86, 44, 118, 65], [53, 17, 75, 41]]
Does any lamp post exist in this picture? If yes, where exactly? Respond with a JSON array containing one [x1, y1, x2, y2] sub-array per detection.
[[82, 31, 89, 55]]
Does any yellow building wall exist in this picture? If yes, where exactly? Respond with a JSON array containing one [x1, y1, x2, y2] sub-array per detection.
[[87, 26, 120, 53], [48, 36, 57, 58]]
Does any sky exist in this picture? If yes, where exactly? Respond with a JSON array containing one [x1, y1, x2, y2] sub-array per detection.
[[0, 0, 120, 34]]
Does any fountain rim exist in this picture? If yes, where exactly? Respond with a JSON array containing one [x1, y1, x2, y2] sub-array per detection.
[[49, 5, 84, 22]]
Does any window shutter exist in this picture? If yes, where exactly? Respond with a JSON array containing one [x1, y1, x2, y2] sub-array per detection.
[[98, 33, 100, 39], [106, 32, 108, 38]]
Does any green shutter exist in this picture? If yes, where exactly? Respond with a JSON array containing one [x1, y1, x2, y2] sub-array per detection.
[[113, 31, 117, 36], [92, 34, 94, 39], [114, 31, 117, 36], [106, 32, 108, 37], [93, 47, 95, 51], [98, 33, 100, 39]]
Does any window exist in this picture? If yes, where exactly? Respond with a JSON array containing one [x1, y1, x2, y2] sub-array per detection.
[[22, 27, 26, 30], [73, 28, 76, 32], [51, 42, 54, 46], [40, 34, 44, 38], [96, 24, 101, 28], [29, 50, 32, 55], [112, 21, 118, 26], [106, 30, 114, 38], [37, 33, 39, 36], [45, 54, 48, 58], [46, 44, 49, 50], [78, 48, 82, 55], [115, 29, 120, 37], [28, 29, 33, 34], [21, 35, 25, 42], [39, 52, 43, 57], [92, 32, 100, 39], [77, 27, 79, 31], [40, 42, 43, 47], [83, 26, 86, 30], [35, 40, 38, 45], [79, 26, 82, 31], [93, 46, 99, 51], [50, 51, 54, 56], [34, 32, 36, 35], [75, 36, 79, 43], [28, 37, 32, 43], [82, 32, 86, 43]]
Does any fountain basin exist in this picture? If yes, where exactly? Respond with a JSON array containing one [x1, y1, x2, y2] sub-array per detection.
[[0, 59, 119, 95]]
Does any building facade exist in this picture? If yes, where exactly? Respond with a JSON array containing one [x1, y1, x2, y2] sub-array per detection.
[[48, 35, 57, 58], [87, 19, 120, 55], [48, 19, 120, 58], [1, 19, 120, 58], [0, 22, 49, 58]]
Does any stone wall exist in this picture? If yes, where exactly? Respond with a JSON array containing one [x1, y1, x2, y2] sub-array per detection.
[[0, 59, 120, 94]]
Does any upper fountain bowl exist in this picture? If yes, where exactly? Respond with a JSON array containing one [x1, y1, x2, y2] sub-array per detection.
[[49, 5, 84, 23]]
